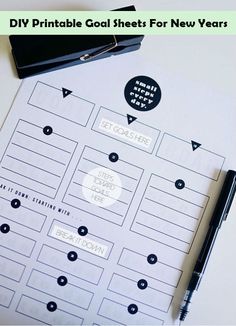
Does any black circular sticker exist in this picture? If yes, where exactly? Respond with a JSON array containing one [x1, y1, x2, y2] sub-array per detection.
[[124, 75, 161, 111], [11, 199, 21, 209], [78, 226, 88, 236], [175, 179, 185, 190], [47, 301, 57, 312], [147, 253, 158, 265], [109, 152, 119, 163], [67, 251, 78, 261], [43, 126, 53, 136], [0, 224, 10, 234], [127, 303, 138, 315], [57, 275, 68, 286], [137, 279, 148, 290]]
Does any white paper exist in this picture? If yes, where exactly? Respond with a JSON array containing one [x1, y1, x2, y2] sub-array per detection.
[[0, 38, 235, 325]]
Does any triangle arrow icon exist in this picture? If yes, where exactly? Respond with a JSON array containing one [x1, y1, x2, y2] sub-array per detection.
[[191, 140, 201, 151], [127, 114, 137, 125], [62, 87, 72, 98]]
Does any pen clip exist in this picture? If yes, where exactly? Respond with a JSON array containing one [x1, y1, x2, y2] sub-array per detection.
[[214, 170, 236, 224], [223, 174, 236, 220], [80, 35, 118, 61]]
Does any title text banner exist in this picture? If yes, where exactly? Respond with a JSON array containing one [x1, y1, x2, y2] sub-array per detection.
[[0, 11, 236, 35]]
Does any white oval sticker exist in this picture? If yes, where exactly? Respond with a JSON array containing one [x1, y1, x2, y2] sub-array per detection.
[[82, 167, 122, 207]]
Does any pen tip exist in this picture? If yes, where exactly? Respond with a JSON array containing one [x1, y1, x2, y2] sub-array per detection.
[[180, 308, 188, 321]]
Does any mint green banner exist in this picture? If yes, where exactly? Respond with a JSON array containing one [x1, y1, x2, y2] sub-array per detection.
[[0, 11, 235, 35]]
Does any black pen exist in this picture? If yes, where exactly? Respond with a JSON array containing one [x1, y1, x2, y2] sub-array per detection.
[[180, 170, 236, 322]]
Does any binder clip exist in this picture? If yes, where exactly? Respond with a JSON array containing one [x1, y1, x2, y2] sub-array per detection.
[[9, 6, 144, 79]]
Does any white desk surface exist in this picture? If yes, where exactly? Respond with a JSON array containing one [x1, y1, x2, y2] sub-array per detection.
[[1, 1, 236, 325]]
